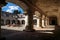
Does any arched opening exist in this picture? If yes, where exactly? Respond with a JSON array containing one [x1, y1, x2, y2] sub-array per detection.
[[12, 20, 16, 24], [21, 20, 25, 24], [49, 16, 57, 25], [17, 20, 20, 25], [1, 19, 4, 25], [6, 20, 10, 25], [33, 19, 37, 25]]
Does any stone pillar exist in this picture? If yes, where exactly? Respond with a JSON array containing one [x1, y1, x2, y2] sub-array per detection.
[[40, 15, 43, 28], [25, 15, 28, 27], [24, 8, 35, 32], [47, 17, 49, 25], [43, 16, 47, 28], [40, 15, 46, 28], [4, 20, 6, 25], [0, 0, 7, 39], [0, 6, 1, 38], [10, 20, 12, 26], [16, 20, 17, 26], [20, 20, 22, 25], [45, 16, 48, 27], [37, 18, 40, 27], [42, 19, 45, 28]]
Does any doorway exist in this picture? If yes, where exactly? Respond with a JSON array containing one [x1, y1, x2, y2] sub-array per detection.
[[6, 20, 10, 25], [49, 16, 57, 25]]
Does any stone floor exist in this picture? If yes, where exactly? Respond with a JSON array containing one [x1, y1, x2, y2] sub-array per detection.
[[1, 25, 60, 40], [1, 25, 54, 34], [1, 25, 54, 31], [1, 29, 55, 40]]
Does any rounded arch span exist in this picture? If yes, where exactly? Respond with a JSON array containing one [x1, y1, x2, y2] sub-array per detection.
[[6, 0, 28, 11], [6, 0, 46, 16]]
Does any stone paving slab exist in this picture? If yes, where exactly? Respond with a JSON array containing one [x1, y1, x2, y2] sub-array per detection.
[[1, 29, 55, 40], [1, 26, 54, 31], [1, 26, 54, 34]]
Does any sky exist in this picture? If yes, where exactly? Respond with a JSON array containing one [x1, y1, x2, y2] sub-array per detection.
[[2, 2, 24, 14]]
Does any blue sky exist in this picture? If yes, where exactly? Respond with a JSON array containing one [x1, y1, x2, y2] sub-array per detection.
[[2, 2, 24, 13]]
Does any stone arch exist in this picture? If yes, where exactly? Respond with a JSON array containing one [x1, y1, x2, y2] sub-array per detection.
[[17, 20, 20, 24], [6, 0, 28, 11], [12, 20, 16, 24], [6, 19, 10, 25], [33, 19, 37, 25], [49, 16, 57, 25], [21, 20, 25, 24], [6, 0, 45, 15]]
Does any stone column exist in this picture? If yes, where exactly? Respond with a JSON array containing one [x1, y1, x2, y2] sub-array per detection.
[[24, 8, 35, 32], [43, 15, 46, 28], [45, 16, 48, 27], [42, 19, 45, 28], [20, 20, 22, 26], [16, 20, 17, 26], [4, 20, 6, 25], [42, 15, 46, 28], [37, 18, 40, 27], [40, 15, 43, 28], [10, 20, 12, 26], [0, 6, 1, 38], [47, 17, 49, 25], [25, 15, 28, 27], [0, 0, 7, 39]]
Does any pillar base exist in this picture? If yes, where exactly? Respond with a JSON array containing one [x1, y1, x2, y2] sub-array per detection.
[[40, 26, 44, 28], [23, 29, 35, 32], [23, 25, 35, 32]]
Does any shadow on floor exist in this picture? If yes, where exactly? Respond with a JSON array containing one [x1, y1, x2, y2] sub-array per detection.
[[1, 29, 59, 40]]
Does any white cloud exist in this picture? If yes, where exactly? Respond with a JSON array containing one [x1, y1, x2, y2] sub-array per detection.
[[6, 6, 19, 13], [6, 9, 13, 13], [8, 6, 19, 10]]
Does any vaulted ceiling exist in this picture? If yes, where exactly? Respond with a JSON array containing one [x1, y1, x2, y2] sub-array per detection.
[[5, 0, 60, 16]]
